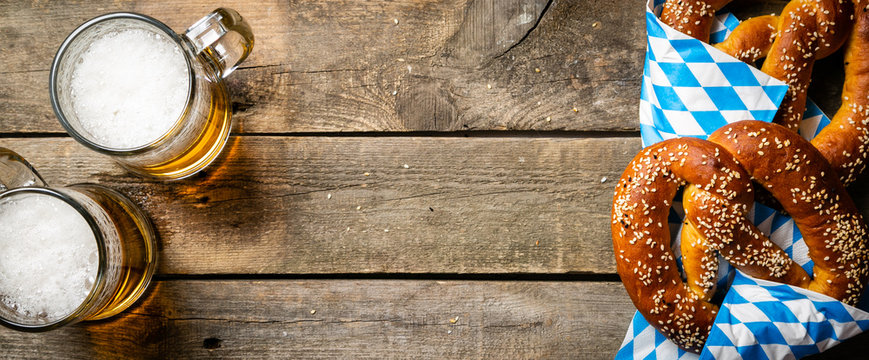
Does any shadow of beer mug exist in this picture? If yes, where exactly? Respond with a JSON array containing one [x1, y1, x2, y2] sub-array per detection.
[[50, 8, 254, 180], [0, 148, 157, 331]]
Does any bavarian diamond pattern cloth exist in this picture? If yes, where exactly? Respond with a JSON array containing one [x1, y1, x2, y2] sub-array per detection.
[[617, 1, 869, 359], [702, 272, 869, 360], [638, 0, 788, 147]]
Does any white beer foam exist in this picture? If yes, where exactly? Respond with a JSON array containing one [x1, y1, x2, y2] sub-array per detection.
[[0, 193, 98, 323], [70, 27, 189, 149]]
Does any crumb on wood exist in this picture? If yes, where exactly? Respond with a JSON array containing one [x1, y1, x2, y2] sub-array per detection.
[[601, 176, 607, 183]]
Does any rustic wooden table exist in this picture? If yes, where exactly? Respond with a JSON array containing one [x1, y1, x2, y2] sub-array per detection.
[[2, 0, 869, 358]]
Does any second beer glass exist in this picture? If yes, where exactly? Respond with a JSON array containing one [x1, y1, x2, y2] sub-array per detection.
[[0, 148, 158, 331]]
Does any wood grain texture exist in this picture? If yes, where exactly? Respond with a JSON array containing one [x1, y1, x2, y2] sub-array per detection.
[[0, 280, 634, 359], [0, 0, 645, 133], [0, 312, 164, 359], [1, 136, 639, 275], [2, 279, 865, 359]]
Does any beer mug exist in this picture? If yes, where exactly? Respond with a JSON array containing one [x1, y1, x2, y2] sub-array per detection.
[[0, 148, 157, 331], [50, 8, 254, 180]]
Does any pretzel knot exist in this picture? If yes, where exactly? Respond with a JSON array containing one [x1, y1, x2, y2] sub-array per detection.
[[612, 122, 869, 353], [612, 137, 754, 352]]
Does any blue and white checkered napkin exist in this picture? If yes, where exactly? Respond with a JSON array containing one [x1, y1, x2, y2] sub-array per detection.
[[638, 0, 789, 147], [704, 271, 869, 359], [617, 1, 869, 358]]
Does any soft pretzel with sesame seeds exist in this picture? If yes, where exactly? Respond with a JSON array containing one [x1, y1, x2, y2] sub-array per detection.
[[713, 14, 779, 63], [811, 0, 869, 185], [707, 121, 869, 301], [660, 0, 735, 41], [703, 1, 869, 186], [664, 0, 853, 132], [679, 181, 811, 303], [611, 137, 813, 352], [752, 0, 852, 131], [612, 122, 869, 352]]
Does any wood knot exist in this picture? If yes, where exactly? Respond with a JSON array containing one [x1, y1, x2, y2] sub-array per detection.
[[395, 77, 458, 130]]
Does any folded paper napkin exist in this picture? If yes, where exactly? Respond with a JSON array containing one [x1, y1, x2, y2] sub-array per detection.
[[616, 1, 869, 358]]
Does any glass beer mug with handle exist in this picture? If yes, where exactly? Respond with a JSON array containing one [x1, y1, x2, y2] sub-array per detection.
[[0, 148, 157, 331], [50, 8, 254, 180]]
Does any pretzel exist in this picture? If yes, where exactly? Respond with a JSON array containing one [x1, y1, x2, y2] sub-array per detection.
[[713, 1, 856, 130], [612, 137, 752, 352], [660, 0, 734, 41], [680, 121, 869, 348], [673, 0, 869, 298], [612, 123, 869, 352], [713, 15, 779, 63], [680, 182, 809, 303], [710, 0, 869, 185], [706, 121, 869, 303], [666, 0, 852, 131], [811, 0, 869, 185]]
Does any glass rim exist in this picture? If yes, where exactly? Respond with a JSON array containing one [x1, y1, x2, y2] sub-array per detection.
[[0, 187, 110, 332], [49, 12, 196, 155]]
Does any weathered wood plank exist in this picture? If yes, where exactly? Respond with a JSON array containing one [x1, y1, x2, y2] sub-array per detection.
[[0, 312, 164, 359], [0, 0, 850, 134], [0, 0, 645, 133], [1, 136, 639, 275], [0, 280, 635, 359], [3, 279, 866, 358]]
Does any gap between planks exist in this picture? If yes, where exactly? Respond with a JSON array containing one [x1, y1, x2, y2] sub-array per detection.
[[0, 130, 641, 139], [154, 272, 623, 282]]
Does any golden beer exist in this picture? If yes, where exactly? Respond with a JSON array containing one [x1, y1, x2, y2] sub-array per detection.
[[129, 62, 232, 179], [0, 149, 157, 331], [50, 9, 253, 180], [71, 185, 157, 320]]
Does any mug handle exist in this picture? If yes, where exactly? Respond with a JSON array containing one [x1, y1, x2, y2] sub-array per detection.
[[0, 148, 46, 192], [184, 8, 254, 78]]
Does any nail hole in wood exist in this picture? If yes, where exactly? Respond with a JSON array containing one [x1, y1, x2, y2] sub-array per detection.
[[203, 337, 222, 349]]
